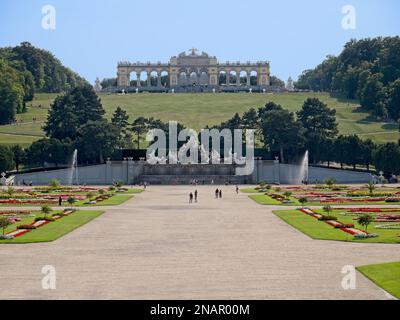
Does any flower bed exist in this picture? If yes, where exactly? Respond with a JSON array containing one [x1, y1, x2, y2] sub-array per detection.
[[0, 199, 58, 205], [298, 208, 369, 238], [4, 209, 75, 239], [341, 227, 368, 236], [0, 210, 31, 216], [340, 208, 400, 213]]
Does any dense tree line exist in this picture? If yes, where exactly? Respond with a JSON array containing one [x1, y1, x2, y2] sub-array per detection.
[[296, 37, 400, 120], [100, 78, 117, 89], [214, 98, 400, 175], [16, 85, 186, 168], [2, 87, 400, 177], [0, 42, 87, 125]]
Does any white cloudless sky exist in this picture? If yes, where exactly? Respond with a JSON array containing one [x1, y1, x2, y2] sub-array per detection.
[[0, 0, 399, 83]]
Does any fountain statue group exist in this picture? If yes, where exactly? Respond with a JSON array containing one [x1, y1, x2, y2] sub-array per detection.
[[146, 137, 246, 165]]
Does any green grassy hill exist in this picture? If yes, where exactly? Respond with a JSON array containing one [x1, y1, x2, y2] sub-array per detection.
[[0, 92, 398, 146]]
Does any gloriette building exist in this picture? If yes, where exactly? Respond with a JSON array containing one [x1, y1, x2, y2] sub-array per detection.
[[116, 49, 270, 92]]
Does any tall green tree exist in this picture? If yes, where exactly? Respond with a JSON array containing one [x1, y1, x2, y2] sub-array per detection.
[[359, 73, 387, 118], [374, 142, 400, 175], [111, 107, 131, 148], [241, 108, 259, 129], [296, 98, 338, 163], [131, 117, 149, 149], [111, 107, 129, 132], [258, 102, 283, 119], [76, 120, 119, 163], [0, 58, 25, 124], [260, 109, 305, 163], [24, 138, 73, 167], [387, 79, 400, 121], [10, 145, 25, 172], [0, 145, 14, 173], [342, 135, 364, 170], [44, 85, 105, 140], [360, 139, 376, 171]]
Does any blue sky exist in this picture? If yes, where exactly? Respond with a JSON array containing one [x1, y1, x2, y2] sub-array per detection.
[[0, 0, 399, 83]]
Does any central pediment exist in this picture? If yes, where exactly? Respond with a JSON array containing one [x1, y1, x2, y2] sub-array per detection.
[[172, 48, 217, 66]]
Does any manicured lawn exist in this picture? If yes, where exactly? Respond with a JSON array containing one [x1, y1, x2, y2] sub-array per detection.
[[357, 262, 400, 299], [0, 188, 144, 207], [240, 188, 261, 193], [76, 194, 134, 206], [1, 92, 398, 146], [0, 210, 103, 244], [273, 209, 400, 243], [250, 194, 391, 206], [250, 194, 282, 205]]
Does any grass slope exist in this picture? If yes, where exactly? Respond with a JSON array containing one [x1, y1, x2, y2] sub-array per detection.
[[1, 92, 398, 146], [357, 262, 400, 299], [0, 210, 103, 244]]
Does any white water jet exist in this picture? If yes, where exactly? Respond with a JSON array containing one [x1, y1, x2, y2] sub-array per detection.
[[68, 149, 79, 185], [297, 150, 309, 184]]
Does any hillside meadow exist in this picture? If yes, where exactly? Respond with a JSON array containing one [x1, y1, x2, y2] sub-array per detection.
[[0, 92, 398, 146]]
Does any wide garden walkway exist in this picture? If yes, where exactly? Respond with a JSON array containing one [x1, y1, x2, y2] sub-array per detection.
[[0, 186, 399, 299]]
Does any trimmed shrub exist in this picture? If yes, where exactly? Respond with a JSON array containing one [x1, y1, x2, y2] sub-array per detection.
[[34, 216, 55, 222], [17, 224, 36, 230], [385, 198, 400, 203], [318, 215, 338, 221]]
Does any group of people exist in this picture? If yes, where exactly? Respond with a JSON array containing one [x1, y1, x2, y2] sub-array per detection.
[[189, 190, 198, 203], [189, 186, 240, 203], [214, 188, 222, 199]]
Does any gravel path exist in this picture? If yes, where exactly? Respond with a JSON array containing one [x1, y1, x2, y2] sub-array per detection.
[[0, 185, 399, 299]]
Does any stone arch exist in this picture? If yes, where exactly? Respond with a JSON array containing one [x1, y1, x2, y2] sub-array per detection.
[[150, 70, 158, 86], [250, 70, 258, 86], [139, 70, 148, 87], [228, 70, 237, 85], [219, 70, 227, 85], [239, 70, 248, 85], [160, 70, 169, 87], [129, 71, 138, 87]]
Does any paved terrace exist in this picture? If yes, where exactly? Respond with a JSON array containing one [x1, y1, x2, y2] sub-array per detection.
[[0, 185, 399, 299]]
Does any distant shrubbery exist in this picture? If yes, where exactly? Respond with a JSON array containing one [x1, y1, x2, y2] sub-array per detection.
[[0, 42, 88, 125], [296, 37, 400, 120]]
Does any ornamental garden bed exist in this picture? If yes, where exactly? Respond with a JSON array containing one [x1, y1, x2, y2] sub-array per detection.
[[0, 209, 104, 244], [273, 208, 400, 243], [0, 185, 144, 207], [247, 183, 400, 206]]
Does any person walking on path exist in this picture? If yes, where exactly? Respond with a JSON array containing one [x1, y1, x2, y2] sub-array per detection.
[[194, 190, 198, 203], [189, 192, 193, 204], [236, 185, 239, 194], [219, 190, 222, 198], [215, 189, 219, 199]]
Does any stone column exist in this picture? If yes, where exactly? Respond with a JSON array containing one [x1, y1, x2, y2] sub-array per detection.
[[147, 72, 151, 87], [136, 72, 141, 87], [157, 72, 162, 87], [236, 71, 241, 86], [226, 72, 230, 86], [247, 73, 251, 86]]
